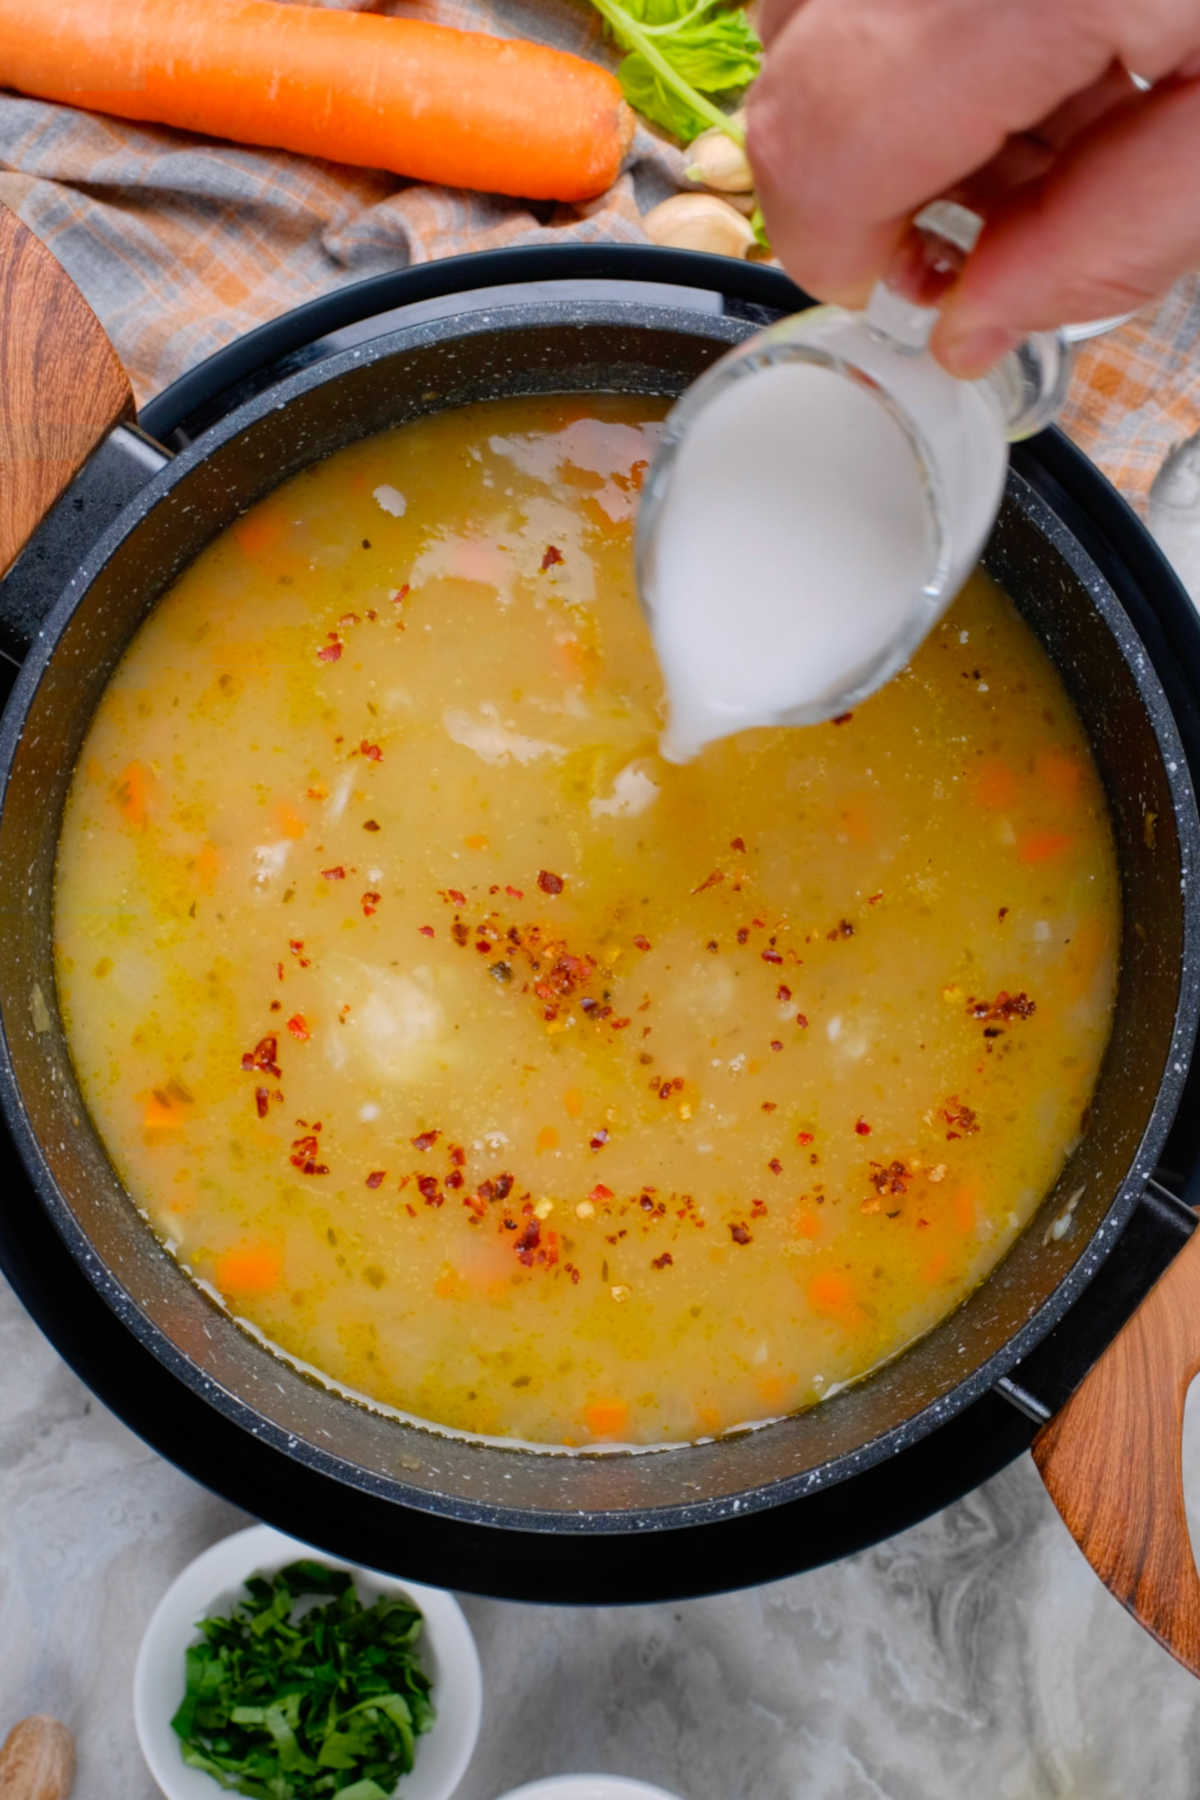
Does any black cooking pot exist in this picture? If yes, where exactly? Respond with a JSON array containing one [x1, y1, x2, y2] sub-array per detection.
[[3, 216, 1200, 1658]]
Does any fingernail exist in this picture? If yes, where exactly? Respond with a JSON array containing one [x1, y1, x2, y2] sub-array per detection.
[[936, 323, 1021, 378], [885, 225, 967, 308]]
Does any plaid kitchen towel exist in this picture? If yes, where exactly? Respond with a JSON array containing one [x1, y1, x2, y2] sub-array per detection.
[[0, 0, 1197, 512]]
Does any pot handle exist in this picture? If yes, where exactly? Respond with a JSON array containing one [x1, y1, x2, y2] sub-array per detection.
[[1032, 1220, 1200, 1675], [0, 207, 133, 575]]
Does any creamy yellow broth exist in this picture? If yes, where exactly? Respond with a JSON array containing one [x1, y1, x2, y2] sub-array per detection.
[[54, 394, 1120, 1448]]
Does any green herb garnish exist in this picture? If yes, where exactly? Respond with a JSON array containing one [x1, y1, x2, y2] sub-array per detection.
[[587, 0, 762, 144], [170, 1560, 434, 1800]]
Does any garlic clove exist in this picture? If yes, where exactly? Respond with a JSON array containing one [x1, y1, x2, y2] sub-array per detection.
[[641, 194, 757, 259], [0, 1716, 76, 1800], [685, 114, 754, 193]]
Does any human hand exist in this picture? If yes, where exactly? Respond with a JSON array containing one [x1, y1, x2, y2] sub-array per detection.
[[745, 0, 1200, 373]]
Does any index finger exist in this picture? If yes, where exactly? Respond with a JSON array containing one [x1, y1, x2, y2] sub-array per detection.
[[746, 0, 1119, 304]]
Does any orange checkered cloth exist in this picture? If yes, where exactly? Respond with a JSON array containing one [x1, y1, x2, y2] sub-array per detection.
[[1, 0, 1197, 512]]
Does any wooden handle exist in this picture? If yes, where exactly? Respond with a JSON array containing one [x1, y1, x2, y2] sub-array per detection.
[[1033, 1222, 1200, 1675], [0, 207, 132, 574]]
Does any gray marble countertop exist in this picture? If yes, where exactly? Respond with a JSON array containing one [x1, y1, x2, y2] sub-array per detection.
[[4, 458, 1200, 1800]]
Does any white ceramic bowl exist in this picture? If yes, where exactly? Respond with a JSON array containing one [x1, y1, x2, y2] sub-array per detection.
[[494, 1782, 685, 1800], [133, 1523, 482, 1800]]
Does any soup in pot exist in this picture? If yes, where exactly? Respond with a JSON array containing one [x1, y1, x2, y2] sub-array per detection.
[[54, 394, 1120, 1447]]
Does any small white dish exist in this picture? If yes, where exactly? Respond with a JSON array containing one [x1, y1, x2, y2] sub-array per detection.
[[133, 1523, 482, 1800], [494, 1781, 685, 1800]]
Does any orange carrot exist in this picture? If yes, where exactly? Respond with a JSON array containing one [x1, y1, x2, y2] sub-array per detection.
[[536, 1125, 559, 1154], [791, 1207, 821, 1241], [115, 760, 151, 827], [233, 506, 283, 560], [1036, 750, 1084, 806], [755, 1373, 787, 1408], [807, 1268, 855, 1317], [1018, 829, 1073, 865], [0, 0, 633, 201], [141, 1083, 190, 1135], [951, 1184, 977, 1235], [583, 1398, 629, 1439], [463, 833, 489, 852], [563, 1087, 584, 1119], [215, 1244, 282, 1295], [973, 757, 1016, 811], [194, 842, 221, 886], [922, 1248, 949, 1285], [274, 801, 308, 841]]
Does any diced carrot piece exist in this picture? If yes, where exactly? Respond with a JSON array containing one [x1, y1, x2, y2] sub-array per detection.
[[807, 1268, 855, 1317], [583, 1398, 629, 1439], [792, 1207, 821, 1241], [973, 757, 1016, 811], [923, 1248, 949, 1284], [232, 508, 283, 559], [952, 1185, 978, 1234], [536, 1125, 559, 1154], [115, 761, 151, 827], [1018, 830, 1073, 865], [274, 802, 308, 840], [463, 833, 489, 851], [1036, 750, 1084, 805], [755, 1373, 786, 1407], [215, 1245, 282, 1294], [563, 1087, 584, 1119], [194, 843, 220, 886], [140, 1083, 191, 1136]]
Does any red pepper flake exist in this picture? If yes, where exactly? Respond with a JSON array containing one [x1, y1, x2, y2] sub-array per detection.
[[392, 584, 410, 603], [288, 938, 310, 968], [762, 948, 783, 965], [796, 1130, 814, 1146], [540, 544, 564, 571], [870, 1160, 911, 1196], [692, 870, 724, 894], [767, 1157, 783, 1175], [828, 918, 855, 940], [769, 1039, 783, 1052], [448, 1145, 465, 1168], [269, 1000, 282, 1013], [241, 1034, 281, 1078], [537, 869, 564, 895], [589, 1183, 613, 1202], [776, 984, 792, 1002], [479, 1173, 514, 1203], [729, 1222, 752, 1245], [736, 928, 749, 945], [286, 1014, 310, 1042], [832, 711, 854, 724], [254, 1087, 270, 1119], [942, 1096, 980, 1140], [762, 1101, 777, 1113], [442, 888, 467, 905], [651, 1252, 674, 1270], [361, 891, 381, 917], [417, 1174, 442, 1205], [968, 990, 1036, 1023], [867, 891, 883, 905], [360, 741, 382, 762], [505, 884, 524, 900], [412, 1130, 440, 1151], [316, 639, 343, 663], [998, 905, 1009, 921], [418, 924, 435, 938], [729, 836, 746, 853], [795, 1012, 809, 1029], [632, 935, 652, 952], [750, 1197, 769, 1218], [363, 819, 381, 832], [289, 1132, 328, 1176], [589, 1129, 609, 1151], [610, 1017, 632, 1030], [276, 962, 285, 982], [855, 1117, 872, 1136], [445, 1169, 464, 1190], [365, 1170, 386, 1189], [450, 920, 470, 946], [322, 865, 346, 881]]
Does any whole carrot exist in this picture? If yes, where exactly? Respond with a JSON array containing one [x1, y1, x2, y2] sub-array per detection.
[[0, 0, 633, 202]]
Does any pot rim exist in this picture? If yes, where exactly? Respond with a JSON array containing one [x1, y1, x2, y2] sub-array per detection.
[[1, 278, 1197, 1536]]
